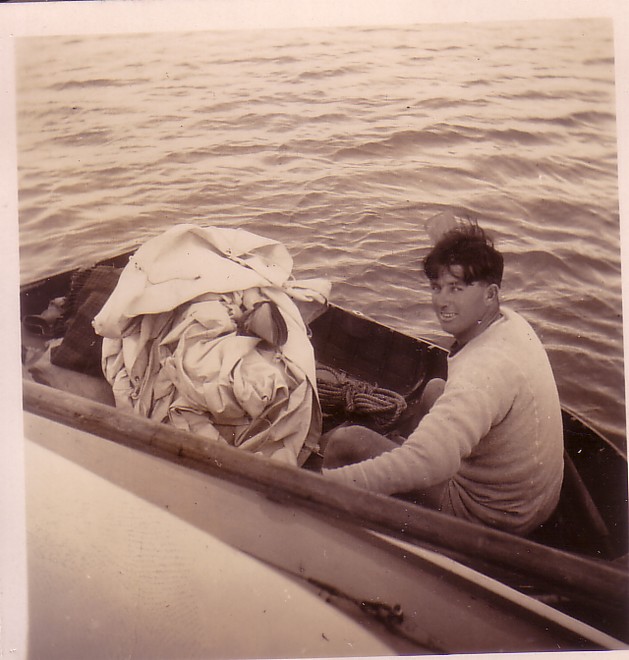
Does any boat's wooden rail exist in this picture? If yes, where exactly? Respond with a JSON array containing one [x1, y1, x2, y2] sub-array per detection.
[[23, 379, 629, 625]]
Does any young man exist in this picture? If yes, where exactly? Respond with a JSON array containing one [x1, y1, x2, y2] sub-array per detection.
[[322, 223, 564, 535]]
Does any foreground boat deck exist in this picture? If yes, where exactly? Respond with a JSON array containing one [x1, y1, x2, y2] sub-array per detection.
[[23, 409, 627, 657]]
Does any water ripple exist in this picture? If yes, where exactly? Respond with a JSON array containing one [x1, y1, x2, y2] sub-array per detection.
[[16, 19, 624, 447]]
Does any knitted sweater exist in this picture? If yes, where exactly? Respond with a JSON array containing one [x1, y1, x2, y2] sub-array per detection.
[[323, 308, 564, 534]]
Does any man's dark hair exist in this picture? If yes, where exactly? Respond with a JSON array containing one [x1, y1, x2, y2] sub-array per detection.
[[423, 222, 504, 286]]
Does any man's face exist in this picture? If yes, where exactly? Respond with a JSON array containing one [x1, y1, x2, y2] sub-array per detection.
[[429, 265, 492, 344]]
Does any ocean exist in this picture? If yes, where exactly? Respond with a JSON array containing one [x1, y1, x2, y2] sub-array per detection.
[[15, 17, 626, 451]]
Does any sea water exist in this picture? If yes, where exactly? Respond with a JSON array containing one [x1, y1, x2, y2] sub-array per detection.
[[15, 17, 625, 450]]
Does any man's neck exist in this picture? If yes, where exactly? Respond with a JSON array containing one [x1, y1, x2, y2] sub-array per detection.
[[454, 304, 503, 352]]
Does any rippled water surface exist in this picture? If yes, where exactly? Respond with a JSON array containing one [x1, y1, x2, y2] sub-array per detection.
[[16, 18, 625, 450]]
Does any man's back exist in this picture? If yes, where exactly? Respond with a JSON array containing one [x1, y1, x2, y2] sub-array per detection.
[[443, 307, 564, 533]]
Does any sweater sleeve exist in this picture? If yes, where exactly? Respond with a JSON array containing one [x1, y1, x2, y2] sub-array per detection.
[[322, 344, 518, 494]]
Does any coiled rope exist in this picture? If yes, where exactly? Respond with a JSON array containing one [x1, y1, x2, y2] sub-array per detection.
[[316, 365, 407, 432]]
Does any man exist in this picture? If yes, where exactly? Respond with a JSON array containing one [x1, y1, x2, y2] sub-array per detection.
[[322, 222, 564, 535]]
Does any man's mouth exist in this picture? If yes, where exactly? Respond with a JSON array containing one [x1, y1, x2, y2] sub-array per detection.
[[440, 311, 456, 321]]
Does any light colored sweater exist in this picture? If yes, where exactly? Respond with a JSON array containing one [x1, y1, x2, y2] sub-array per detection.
[[323, 308, 564, 534]]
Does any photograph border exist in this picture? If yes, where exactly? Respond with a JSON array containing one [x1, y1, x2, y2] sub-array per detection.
[[2, 1, 628, 658]]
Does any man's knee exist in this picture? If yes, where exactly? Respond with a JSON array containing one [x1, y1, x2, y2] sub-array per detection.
[[322, 425, 397, 469], [322, 426, 365, 469], [419, 378, 446, 416]]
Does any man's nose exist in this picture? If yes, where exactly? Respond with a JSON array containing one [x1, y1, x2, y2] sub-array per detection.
[[433, 289, 449, 305]]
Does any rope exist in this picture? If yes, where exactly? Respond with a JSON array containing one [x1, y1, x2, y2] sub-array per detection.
[[316, 365, 407, 432]]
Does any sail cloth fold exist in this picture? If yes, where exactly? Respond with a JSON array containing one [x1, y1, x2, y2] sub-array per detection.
[[93, 224, 331, 465]]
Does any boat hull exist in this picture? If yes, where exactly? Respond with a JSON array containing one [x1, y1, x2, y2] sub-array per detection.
[[24, 411, 626, 657]]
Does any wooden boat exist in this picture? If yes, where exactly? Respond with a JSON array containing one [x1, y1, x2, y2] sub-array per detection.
[[19, 249, 629, 655]]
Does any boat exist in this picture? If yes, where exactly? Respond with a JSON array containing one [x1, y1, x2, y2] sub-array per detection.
[[19, 248, 629, 656]]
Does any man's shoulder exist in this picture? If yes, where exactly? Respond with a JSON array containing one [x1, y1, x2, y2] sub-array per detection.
[[499, 307, 545, 344], [500, 306, 526, 325], [450, 308, 540, 366]]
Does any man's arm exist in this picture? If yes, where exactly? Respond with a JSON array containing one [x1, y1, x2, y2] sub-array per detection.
[[323, 349, 517, 494]]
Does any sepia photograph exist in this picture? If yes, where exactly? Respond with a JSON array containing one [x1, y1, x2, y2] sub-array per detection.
[[2, 1, 628, 658]]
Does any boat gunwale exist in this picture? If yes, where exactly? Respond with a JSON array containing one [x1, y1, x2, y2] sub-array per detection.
[[22, 379, 629, 611]]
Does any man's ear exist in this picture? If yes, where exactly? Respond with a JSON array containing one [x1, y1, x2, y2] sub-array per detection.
[[486, 283, 500, 302]]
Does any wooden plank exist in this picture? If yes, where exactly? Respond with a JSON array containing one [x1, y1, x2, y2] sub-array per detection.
[[22, 379, 629, 614]]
